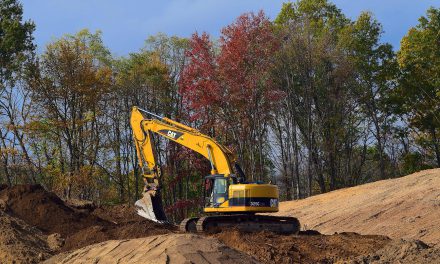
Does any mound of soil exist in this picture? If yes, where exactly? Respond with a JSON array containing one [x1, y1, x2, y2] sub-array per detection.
[[215, 230, 391, 264], [276, 169, 440, 246], [0, 184, 175, 253], [351, 239, 440, 263], [0, 211, 52, 263], [0, 184, 107, 237], [62, 215, 174, 252], [44, 233, 258, 264], [92, 203, 145, 223]]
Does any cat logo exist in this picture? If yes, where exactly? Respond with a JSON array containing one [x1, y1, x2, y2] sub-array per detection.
[[167, 130, 177, 139], [158, 129, 183, 140]]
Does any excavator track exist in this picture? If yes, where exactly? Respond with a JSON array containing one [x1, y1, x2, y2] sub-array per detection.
[[194, 214, 300, 234], [179, 217, 199, 233]]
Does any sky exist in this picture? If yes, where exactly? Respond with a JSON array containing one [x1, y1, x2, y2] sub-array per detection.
[[21, 0, 440, 56]]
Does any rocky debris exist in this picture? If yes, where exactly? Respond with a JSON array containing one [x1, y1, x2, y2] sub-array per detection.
[[47, 233, 64, 251], [65, 198, 96, 212]]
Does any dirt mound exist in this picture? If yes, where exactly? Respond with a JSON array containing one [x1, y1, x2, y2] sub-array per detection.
[[61, 203, 176, 251], [44, 233, 258, 264], [215, 230, 390, 264], [0, 184, 107, 236], [62, 216, 174, 252], [276, 169, 440, 246], [91, 203, 145, 223], [351, 239, 440, 263], [0, 184, 175, 254], [0, 211, 52, 263]]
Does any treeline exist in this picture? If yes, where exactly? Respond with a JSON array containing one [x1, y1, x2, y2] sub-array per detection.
[[0, 0, 439, 220]]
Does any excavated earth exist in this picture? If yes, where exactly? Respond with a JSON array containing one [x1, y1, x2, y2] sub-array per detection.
[[44, 234, 258, 264], [214, 230, 391, 264], [0, 184, 175, 263], [0, 169, 439, 263], [275, 168, 440, 246]]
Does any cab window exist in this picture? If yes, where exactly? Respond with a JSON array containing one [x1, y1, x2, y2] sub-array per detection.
[[214, 178, 227, 194]]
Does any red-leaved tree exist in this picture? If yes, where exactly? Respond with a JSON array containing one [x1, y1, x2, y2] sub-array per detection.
[[180, 11, 282, 181]]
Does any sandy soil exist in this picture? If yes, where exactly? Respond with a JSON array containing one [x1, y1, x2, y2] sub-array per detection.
[[0, 211, 52, 263], [275, 169, 440, 247], [348, 239, 440, 264], [44, 233, 258, 264]]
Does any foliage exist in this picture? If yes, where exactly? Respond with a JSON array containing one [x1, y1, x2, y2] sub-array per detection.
[[395, 7, 440, 166], [0, 0, 35, 87], [181, 11, 280, 181]]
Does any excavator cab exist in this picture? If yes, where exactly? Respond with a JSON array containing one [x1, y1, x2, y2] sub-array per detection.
[[204, 175, 237, 208]]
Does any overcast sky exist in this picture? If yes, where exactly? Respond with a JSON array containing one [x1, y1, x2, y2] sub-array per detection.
[[21, 0, 440, 56]]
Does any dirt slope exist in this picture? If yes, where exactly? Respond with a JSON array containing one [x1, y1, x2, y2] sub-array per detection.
[[44, 233, 258, 264], [0, 211, 52, 263], [0, 185, 174, 250], [276, 169, 440, 246]]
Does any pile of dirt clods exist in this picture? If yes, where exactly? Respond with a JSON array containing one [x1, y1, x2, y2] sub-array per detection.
[[0, 184, 174, 262]]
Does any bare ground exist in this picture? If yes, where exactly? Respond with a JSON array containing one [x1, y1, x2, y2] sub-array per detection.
[[275, 168, 440, 247], [1, 169, 440, 263], [214, 230, 391, 264], [44, 233, 259, 264], [0, 211, 52, 263]]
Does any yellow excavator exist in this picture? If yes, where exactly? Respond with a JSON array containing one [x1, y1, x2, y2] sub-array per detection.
[[130, 106, 300, 234]]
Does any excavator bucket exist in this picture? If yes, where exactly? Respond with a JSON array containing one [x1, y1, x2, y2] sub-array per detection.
[[135, 190, 168, 223]]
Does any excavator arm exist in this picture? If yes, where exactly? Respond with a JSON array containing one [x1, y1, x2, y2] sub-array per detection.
[[130, 106, 236, 221]]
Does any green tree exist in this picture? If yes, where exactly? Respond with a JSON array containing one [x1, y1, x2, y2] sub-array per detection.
[[273, 0, 358, 194], [342, 12, 397, 179], [0, 0, 35, 185], [396, 7, 440, 167], [0, 0, 35, 89]]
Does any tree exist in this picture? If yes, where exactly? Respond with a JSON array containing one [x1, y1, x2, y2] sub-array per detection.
[[27, 29, 112, 198], [0, 0, 35, 89], [342, 12, 397, 179], [0, 0, 35, 185], [396, 7, 440, 167], [273, 0, 359, 195], [181, 11, 281, 181]]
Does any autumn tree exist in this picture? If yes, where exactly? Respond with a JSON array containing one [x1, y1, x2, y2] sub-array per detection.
[[27, 30, 112, 198], [395, 7, 440, 167], [273, 0, 360, 195], [181, 11, 280, 181], [0, 0, 35, 185]]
